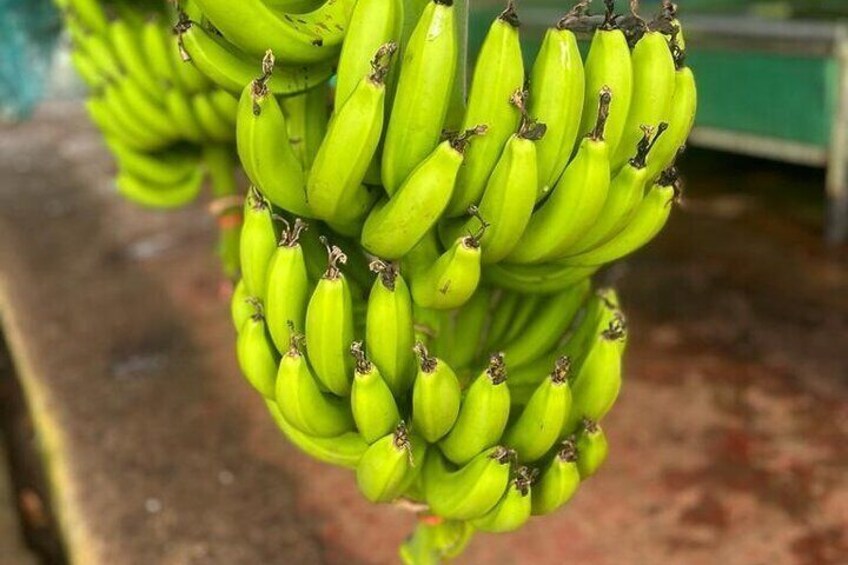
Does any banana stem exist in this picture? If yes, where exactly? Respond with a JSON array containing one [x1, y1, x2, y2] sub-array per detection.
[[399, 519, 476, 565]]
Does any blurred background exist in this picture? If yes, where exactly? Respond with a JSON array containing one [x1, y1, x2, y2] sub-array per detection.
[[0, 0, 846, 563]]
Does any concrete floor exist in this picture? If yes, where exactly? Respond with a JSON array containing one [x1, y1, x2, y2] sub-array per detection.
[[0, 103, 845, 564]]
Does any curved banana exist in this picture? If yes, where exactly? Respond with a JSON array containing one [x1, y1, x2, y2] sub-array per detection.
[[439, 354, 511, 465], [482, 262, 598, 295], [381, 0, 457, 195], [411, 343, 461, 443], [231, 279, 253, 332], [69, 49, 104, 89], [506, 89, 612, 264], [115, 167, 204, 209], [350, 342, 401, 444], [208, 89, 239, 128], [66, 0, 108, 34], [140, 18, 174, 88], [356, 422, 426, 502], [411, 222, 485, 311], [176, 19, 335, 95], [114, 79, 180, 142], [265, 219, 310, 353], [574, 419, 608, 479], [275, 333, 354, 437], [163, 86, 205, 143], [106, 139, 200, 186], [239, 188, 278, 299], [192, 92, 235, 142], [191, 0, 355, 63], [504, 357, 572, 462], [281, 84, 329, 171], [645, 57, 697, 181], [108, 19, 163, 102], [531, 438, 580, 516], [236, 65, 313, 218], [266, 400, 367, 470], [423, 446, 514, 520], [472, 466, 535, 533], [305, 239, 355, 396], [101, 86, 169, 150], [365, 261, 415, 398], [444, 287, 490, 371], [236, 302, 279, 399], [74, 31, 122, 82], [445, 2, 524, 217]]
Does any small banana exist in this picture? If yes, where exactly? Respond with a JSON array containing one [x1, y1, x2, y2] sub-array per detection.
[[506, 89, 612, 264], [381, 0, 458, 195], [531, 438, 580, 516], [114, 167, 205, 210], [275, 333, 355, 437], [350, 342, 401, 444], [239, 188, 278, 300], [163, 86, 205, 143], [443, 287, 490, 371], [74, 30, 122, 82], [574, 419, 609, 479], [440, 353, 511, 465], [365, 261, 415, 398], [207, 90, 239, 129], [280, 84, 329, 172], [231, 280, 253, 332], [472, 466, 536, 533], [356, 422, 426, 503], [236, 301, 279, 399], [307, 44, 396, 229], [411, 343, 461, 443], [266, 400, 367, 470], [236, 56, 313, 218], [504, 357, 573, 463], [445, 1, 524, 217], [101, 86, 169, 150], [108, 18, 163, 102], [265, 218, 310, 353], [106, 138, 200, 187], [362, 128, 484, 259], [578, 0, 633, 157], [424, 446, 514, 520], [305, 238, 356, 396], [65, 0, 108, 34], [482, 262, 598, 295], [192, 92, 235, 142]]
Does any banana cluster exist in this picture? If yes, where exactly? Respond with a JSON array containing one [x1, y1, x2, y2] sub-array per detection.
[[56, 0, 245, 277]]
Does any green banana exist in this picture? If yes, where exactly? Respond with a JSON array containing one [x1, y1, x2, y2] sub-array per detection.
[[239, 188, 278, 299], [411, 343, 461, 443], [529, 9, 585, 197], [163, 86, 205, 143], [444, 287, 490, 371], [208, 90, 240, 128], [531, 438, 580, 516], [101, 86, 169, 150], [439, 353, 511, 465], [191, 0, 356, 63], [176, 18, 335, 95], [236, 60, 313, 218], [236, 301, 279, 399], [574, 419, 608, 479], [305, 239, 355, 396], [381, 0, 457, 195], [66, 0, 108, 34], [275, 332, 354, 437], [115, 167, 204, 209], [280, 84, 329, 172], [578, 0, 632, 157], [140, 17, 175, 89], [472, 466, 535, 533], [365, 261, 415, 398], [506, 88, 612, 264], [362, 129, 484, 259], [108, 18, 163, 102], [70, 49, 104, 89], [231, 279, 253, 332], [266, 400, 367, 470], [307, 44, 396, 229], [265, 219, 310, 353], [504, 357, 572, 462], [645, 56, 697, 181], [611, 28, 676, 171], [106, 139, 200, 186], [192, 92, 235, 142], [350, 342, 402, 444], [423, 446, 514, 520], [74, 31, 122, 82], [445, 1, 524, 217], [356, 422, 426, 502], [482, 261, 598, 295]]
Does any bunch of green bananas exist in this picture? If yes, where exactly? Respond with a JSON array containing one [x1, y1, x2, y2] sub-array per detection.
[[55, 0, 248, 277]]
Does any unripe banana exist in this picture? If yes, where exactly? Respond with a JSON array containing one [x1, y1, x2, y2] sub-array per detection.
[[113, 167, 205, 210], [192, 92, 235, 142], [266, 400, 367, 470], [307, 44, 396, 229], [237, 301, 279, 399], [356, 422, 426, 503], [446, 2, 524, 216], [482, 262, 598, 295], [645, 56, 697, 181], [106, 140, 199, 187], [424, 446, 514, 520], [444, 287, 490, 371], [365, 261, 415, 398], [305, 239, 356, 396], [108, 19, 163, 102], [275, 334, 355, 437], [439, 353, 511, 465], [231, 279, 253, 332], [236, 56, 313, 218], [381, 0, 457, 195], [506, 89, 612, 264], [563, 320, 627, 435], [531, 438, 580, 516], [65, 0, 108, 34], [578, 2, 632, 157], [265, 219, 311, 353], [411, 343, 461, 442], [500, 294, 542, 346], [239, 188, 278, 299], [504, 357, 573, 463], [472, 466, 535, 533], [362, 129, 484, 259], [350, 342, 401, 444], [611, 27, 677, 171], [574, 419, 609, 479], [529, 9, 585, 196], [280, 83, 329, 172]]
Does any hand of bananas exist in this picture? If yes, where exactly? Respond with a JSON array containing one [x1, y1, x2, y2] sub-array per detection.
[[56, 0, 248, 277]]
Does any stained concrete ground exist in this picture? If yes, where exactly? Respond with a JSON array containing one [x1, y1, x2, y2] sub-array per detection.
[[0, 103, 845, 565]]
